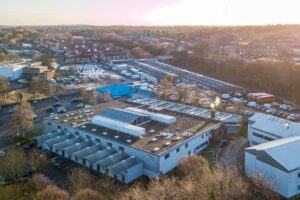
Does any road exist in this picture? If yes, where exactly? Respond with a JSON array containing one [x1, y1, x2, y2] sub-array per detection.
[[217, 137, 248, 168], [0, 94, 79, 149], [140, 59, 244, 92]]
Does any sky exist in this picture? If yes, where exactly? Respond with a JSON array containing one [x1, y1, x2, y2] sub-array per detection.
[[1, 0, 300, 26]]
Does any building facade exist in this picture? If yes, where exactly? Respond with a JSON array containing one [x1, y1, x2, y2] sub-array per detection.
[[248, 113, 300, 146], [37, 100, 221, 183], [245, 136, 300, 198]]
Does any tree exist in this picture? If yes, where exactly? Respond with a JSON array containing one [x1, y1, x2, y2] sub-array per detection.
[[68, 168, 93, 192], [28, 77, 50, 96], [31, 173, 53, 191], [71, 188, 105, 200], [0, 75, 9, 90], [0, 147, 27, 180], [12, 99, 34, 138], [102, 90, 112, 102], [89, 89, 100, 105], [29, 148, 48, 172], [131, 47, 152, 59], [35, 185, 69, 200]]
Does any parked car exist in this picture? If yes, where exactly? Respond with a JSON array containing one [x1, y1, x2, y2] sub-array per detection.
[[52, 103, 62, 109], [8, 106, 14, 113], [76, 103, 85, 109], [56, 107, 66, 114], [0, 150, 6, 157]]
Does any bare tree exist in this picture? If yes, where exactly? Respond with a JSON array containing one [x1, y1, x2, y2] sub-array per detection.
[[0, 147, 27, 180], [29, 148, 48, 172], [12, 99, 33, 138], [102, 90, 112, 102], [68, 168, 93, 192], [35, 185, 69, 200], [0, 75, 9, 90], [71, 188, 105, 200]]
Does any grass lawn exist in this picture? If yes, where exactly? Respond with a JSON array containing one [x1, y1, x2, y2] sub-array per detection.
[[11, 128, 42, 145], [202, 144, 218, 170]]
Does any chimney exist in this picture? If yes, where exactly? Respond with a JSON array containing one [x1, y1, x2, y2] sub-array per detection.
[[211, 109, 216, 119]]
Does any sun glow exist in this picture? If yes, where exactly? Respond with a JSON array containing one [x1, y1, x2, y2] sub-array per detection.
[[144, 0, 300, 26]]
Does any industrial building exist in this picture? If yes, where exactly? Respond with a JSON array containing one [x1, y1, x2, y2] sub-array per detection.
[[0, 63, 26, 80], [245, 136, 300, 198], [37, 100, 223, 183], [248, 113, 300, 145]]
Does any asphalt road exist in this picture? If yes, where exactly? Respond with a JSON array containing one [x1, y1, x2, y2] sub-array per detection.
[[140, 59, 244, 92], [0, 94, 80, 149]]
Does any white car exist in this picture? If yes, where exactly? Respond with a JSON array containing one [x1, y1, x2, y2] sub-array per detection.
[[0, 150, 6, 157]]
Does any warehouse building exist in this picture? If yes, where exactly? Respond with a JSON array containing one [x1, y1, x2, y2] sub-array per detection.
[[0, 63, 25, 80], [37, 100, 221, 183], [245, 136, 300, 198], [248, 113, 300, 145]]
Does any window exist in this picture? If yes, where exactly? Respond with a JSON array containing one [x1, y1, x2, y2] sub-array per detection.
[[119, 146, 124, 152], [57, 125, 62, 130], [86, 135, 91, 140], [253, 132, 274, 141], [75, 131, 79, 135], [164, 153, 170, 159], [202, 135, 204, 139], [298, 173, 300, 177], [63, 127, 68, 132], [185, 143, 189, 148], [48, 122, 52, 126], [176, 148, 180, 153], [188, 151, 191, 155], [107, 142, 112, 147], [200, 141, 208, 148], [95, 138, 101, 143]]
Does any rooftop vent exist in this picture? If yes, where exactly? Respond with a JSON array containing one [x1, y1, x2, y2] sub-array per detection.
[[173, 136, 181, 141], [164, 141, 171, 146], [152, 147, 160, 152], [183, 132, 194, 137], [126, 139, 132, 143]]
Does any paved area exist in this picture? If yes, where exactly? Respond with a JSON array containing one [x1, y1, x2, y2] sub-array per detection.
[[0, 94, 79, 149], [217, 137, 248, 168]]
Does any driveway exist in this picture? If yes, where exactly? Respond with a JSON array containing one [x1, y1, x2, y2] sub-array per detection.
[[217, 136, 248, 168]]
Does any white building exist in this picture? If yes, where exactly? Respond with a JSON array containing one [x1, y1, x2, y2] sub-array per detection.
[[245, 136, 300, 198], [248, 113, 300, 145], [0, 64, 25, 80], [37, 100, 221, 183]]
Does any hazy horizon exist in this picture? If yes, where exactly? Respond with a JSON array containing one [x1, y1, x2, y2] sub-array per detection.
[[1, 0, 300, 26]]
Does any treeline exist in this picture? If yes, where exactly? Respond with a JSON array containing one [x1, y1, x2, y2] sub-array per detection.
[[0, 154, 279, 200], [169, 52, 300, 104]]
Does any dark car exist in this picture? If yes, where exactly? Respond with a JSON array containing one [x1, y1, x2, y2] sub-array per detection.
[[52, 103, 62, 109]]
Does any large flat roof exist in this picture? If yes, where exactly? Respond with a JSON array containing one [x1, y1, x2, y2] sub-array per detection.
[[249, 113, 300, 138], [47, 100, 219, 155]]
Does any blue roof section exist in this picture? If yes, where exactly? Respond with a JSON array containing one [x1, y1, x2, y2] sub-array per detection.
[[97, 84, 132, 97], [99, 108, 148, 124]]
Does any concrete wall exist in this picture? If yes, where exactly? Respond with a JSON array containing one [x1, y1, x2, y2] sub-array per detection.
[[248, 126, 280, 146]]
